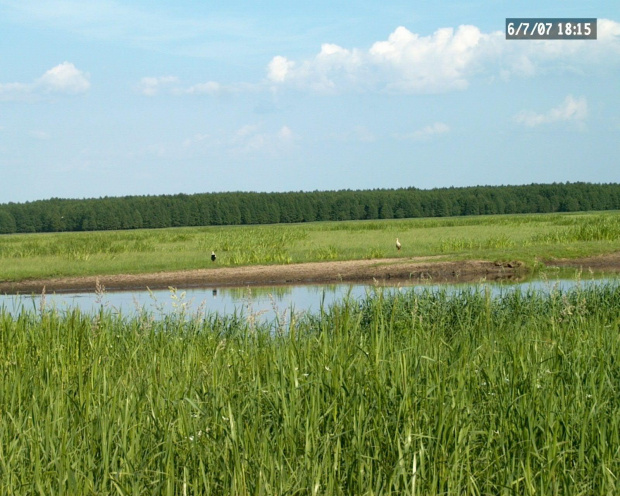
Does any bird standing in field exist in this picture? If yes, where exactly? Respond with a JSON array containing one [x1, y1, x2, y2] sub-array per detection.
[[211, 251, 217, 262], [396, 238, 401, 251]]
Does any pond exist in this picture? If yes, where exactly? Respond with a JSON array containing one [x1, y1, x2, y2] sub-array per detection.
[[2, 272, 618, 322]]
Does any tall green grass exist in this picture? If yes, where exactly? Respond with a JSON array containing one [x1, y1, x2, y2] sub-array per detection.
[[0, 210, 619, 281], [1, 282, 620, 494], [532, 214, 620, 244]]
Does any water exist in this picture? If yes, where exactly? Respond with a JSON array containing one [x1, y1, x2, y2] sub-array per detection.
[[3, 284, 359, 320], [2, 274, 618, 322]]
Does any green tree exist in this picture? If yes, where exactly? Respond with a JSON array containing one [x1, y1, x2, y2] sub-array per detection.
[[0, 210, 16, 234]]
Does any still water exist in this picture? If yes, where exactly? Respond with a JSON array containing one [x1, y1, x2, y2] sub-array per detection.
[[1, 275, 618, 321]]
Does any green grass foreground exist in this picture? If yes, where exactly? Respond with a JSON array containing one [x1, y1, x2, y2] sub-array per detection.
[[1, 211, 620, 281], [1, 283, 620, 494]]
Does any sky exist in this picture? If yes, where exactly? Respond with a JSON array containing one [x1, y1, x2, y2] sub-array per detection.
[[1, 0, 619, 203]]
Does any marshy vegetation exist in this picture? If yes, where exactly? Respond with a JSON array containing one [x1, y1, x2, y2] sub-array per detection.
[[1, 210, 619, 282], [1, 281, 620, 494]]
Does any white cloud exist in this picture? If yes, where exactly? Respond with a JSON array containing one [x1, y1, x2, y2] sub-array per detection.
[[514, 95, 588, 127], [268, 56, 295, 83], [369, 25, 494, 93], [267, 20, 620, 94], [37, 62, 90, 93], [139, 76, 256, 97], [397, 122, 450, 141], [498, 21, 620, 79], [267, 42, 368, 93], [183, 81, 257, 96], [598, 18, 620, 44], [267, 25, 502, 93], [0, 82, 32, 101], [0, 62, 90, 101], [184, 81, 223, 96], [139, 19, 620, 98], [138, 76, 179, 96]]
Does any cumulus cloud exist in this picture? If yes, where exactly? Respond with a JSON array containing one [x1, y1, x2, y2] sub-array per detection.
[[139, 19, 620, 98], [514, 95, 588, 127], [37, 62, 90, 93], [369, 25, 496, 92], [0, 62, 90, 101], [268, 56, 295, 83], [267, 42, 369, 92], [498, 20, 620, 79], [598, 18, 620, 46], [267, 20, 620, 94], [267, 25, 502, 93]]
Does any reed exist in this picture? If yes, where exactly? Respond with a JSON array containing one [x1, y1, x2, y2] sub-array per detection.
[[1, 281, 619, 494], [532, 214, 620, 244]]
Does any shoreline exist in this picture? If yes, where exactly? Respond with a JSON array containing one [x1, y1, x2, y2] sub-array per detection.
[[1, 257, 525, 294], [1, 252, 619, 295]]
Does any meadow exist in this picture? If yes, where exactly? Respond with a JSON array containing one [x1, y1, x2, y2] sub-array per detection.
[[1, 211, 620, 282], [1, 281, 619, 494]]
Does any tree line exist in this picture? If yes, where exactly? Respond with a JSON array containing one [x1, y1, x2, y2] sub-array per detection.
[[1, 182, 619, 234]]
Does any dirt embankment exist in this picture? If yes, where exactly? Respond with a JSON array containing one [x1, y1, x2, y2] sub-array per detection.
[[1, 253, 618, 295], [543, 251, 620, 273], [1, 257, 527, 294]]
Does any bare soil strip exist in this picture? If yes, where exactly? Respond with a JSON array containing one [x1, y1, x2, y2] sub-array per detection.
[[1, 257, 527, 294], [543, 251, 620, 272], [1, 253, 618, 295]]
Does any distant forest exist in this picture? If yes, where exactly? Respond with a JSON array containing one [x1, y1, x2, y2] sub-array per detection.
[[1, 182, 619, 234]]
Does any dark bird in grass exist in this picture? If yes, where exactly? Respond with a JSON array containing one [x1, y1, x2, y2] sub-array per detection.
[[211, 251, 217, 262], [396, 238, 401, 251]]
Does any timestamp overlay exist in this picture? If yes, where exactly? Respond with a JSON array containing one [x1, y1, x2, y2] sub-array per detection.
[[506, 18, 597, 40]]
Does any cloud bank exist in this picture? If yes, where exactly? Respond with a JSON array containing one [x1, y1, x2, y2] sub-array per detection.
[[139, 19, 620, 98], [266, 20, 620, 94]]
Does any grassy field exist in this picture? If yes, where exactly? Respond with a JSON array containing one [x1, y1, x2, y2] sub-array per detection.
[[1, 282, 619, 494], [0, 211, 620, 281]]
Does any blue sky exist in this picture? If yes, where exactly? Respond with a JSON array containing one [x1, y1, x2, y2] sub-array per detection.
[[1, 0, 619, 203]]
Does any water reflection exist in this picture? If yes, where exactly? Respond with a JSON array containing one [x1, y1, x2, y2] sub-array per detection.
[[1, 273, 618, 322]]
